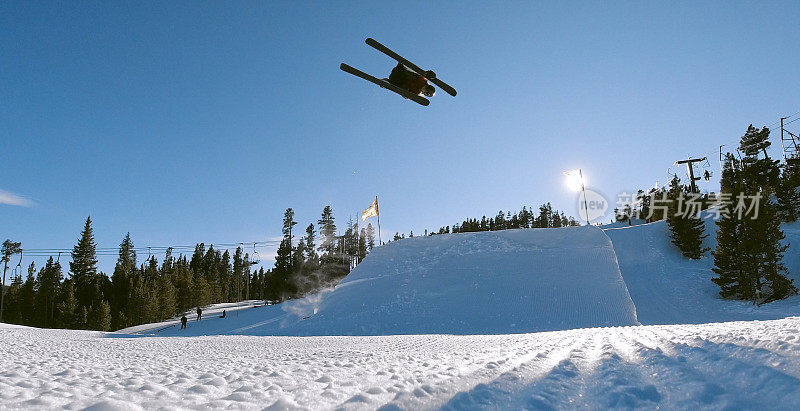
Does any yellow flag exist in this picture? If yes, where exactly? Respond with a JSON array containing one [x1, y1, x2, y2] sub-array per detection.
[[361, 197, 379, 221]]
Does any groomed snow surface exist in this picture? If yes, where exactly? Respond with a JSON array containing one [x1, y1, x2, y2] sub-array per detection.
[[4, 318, 800, 409], [149, 226, 639, 338], [4, 221, 800, 409]]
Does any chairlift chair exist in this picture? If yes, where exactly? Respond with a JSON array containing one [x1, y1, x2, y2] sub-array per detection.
[[250, 243, 260, 265]]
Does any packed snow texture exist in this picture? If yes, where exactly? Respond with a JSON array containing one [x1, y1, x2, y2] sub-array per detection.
[[4, 318, 800, 409], [153, 226, 639, 337]]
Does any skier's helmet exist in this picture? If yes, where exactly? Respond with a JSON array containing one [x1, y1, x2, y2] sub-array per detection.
[[422, 84, 435, 97]]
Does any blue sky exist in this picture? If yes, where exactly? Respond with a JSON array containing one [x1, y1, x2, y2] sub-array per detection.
[[2, 1, 799, 273]]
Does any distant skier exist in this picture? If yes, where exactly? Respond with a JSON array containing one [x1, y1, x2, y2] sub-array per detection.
[[387, 63, 435, 98], [219, 310, 226, 319], [196, 307, 202, 321], [180, 315, 187, 329]]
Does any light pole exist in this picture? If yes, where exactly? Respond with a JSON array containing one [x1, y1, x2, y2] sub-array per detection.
[[564, 169, 590, 225], [578, 169, 590, 225]]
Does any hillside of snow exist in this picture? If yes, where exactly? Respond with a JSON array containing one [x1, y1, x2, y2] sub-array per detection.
[[606, 218, 800, 325], [130, 218, 800, 338], [152, 226, 639, 337], [5, 318, 800, 409]]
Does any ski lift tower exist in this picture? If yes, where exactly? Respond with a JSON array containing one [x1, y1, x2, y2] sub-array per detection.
[[781, 117, 800, 165], [675, 156, 707, 193]]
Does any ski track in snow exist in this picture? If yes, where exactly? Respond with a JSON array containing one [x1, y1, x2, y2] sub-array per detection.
[[3, 318, 800, 410]]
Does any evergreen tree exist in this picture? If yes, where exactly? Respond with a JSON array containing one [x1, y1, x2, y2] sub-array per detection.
[[358, 228, 368, 262], [173, 256, 194, 314], [232, 247, 244, 301], [667, 175, 709, 259], [776, 164, 800, 222], [283, 208, 298, 260], [366, 223, 376, 251], [712, 128, 797, 304], [36, 257, 63, 327], [4, 274, 24, 324], [89, 300, 111, 331], [18, 265, 36, 325], [70, 217, 100, 311], [318, 206, 337, 255], [157, 275, 177, 319], [111, 233, 136, 329], [305, 223, 317, 261], [57, 281, 78, 328], [712, 155, 745, 299], [1, 239, 22, 323]]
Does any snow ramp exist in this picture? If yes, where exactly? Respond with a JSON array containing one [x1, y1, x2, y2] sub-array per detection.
[[238, 225, 639, 336]]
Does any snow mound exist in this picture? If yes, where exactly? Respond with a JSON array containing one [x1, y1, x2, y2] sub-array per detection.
[[155, 226, 639, 336], [286, 226, 639, 335]]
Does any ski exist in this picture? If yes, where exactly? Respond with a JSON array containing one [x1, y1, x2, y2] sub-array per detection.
[[365, 38, 457, 97], [340, 63, 430, 106]]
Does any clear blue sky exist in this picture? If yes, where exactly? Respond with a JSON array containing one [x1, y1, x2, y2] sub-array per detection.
[[2, 1, 799, 273]]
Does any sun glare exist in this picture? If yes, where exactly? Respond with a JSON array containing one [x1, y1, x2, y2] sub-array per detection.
[[565, 174, 584, 192]]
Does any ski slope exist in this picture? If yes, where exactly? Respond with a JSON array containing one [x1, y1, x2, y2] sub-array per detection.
[[136, 219, 800, 338], [606, 218, 800, 325], [4, 318, 800, 409], [153, 226, 639, 337]]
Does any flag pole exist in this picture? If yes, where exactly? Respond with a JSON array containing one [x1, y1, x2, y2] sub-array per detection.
[[579, 168, 590, 225], [376, 196, 382, 245]]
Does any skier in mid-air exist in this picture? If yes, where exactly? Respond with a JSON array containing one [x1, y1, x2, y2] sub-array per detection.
[[387, 62, 435, 98], [341, 38, 456, 106]]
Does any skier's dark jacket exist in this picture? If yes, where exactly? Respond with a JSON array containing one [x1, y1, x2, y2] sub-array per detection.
[[388, 63, 428, 96]]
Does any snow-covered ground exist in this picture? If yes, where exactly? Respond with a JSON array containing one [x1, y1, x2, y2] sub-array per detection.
[[606, 217, 800, 325], [6, 220, 800, 409], [117, 300, 267, 335], [153, 226, 639, 337], [4, 318, 800, 409]]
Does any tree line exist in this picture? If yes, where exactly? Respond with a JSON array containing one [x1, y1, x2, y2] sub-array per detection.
[[0, 204, 379, 331], [413, 203, 580, 239]]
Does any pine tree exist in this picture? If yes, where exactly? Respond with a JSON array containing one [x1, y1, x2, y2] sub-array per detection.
[[366, 223, 376, 251], [57, 281, 78, 328], [89, 300, 112, 331], [4, 274, 24, 324], [667, 175, 709, 259], [157, 275, 177, 319], [358, 228, 368, 262], [317, 206, 337, 255], [18, 265, 36, 325], [173, 257, 194, 314], [712, 129, 797, 303], [776, 164, 800, 222], [305, 223, 317, 261], [283, 208, 298, 260], [70, 217, 100, 311], [36, 257, 63, 328], [1, 239, 22, 323], [110, 233, 136, 329]]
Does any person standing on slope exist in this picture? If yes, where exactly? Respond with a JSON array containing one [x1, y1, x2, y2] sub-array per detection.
[[387, 63, 435, 98], [180, 314, 187, 329], [196, 307, 202, 321]]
